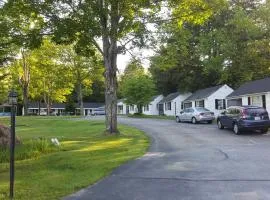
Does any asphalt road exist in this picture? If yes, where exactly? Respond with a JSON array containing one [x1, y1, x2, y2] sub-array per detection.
[[65, 117, 270, 200]]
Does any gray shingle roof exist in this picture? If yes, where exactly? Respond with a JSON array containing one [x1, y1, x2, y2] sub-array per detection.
[[184, 85, 224, 102], [151, 95, 161, 101], [117, 99, 125, 103], [158, 92, 180, 104], [227, 77, 270, 98]]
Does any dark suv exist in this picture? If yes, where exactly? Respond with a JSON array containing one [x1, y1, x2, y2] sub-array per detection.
[[217, 106, 270, 135]]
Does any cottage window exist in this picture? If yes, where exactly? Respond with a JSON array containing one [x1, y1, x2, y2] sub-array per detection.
[[144, 105, 149, 111], [251, 96, 263, 107], [165, 102, 171, 110], [195, 100, 204, 108], [215, 99, 226, 110], [184, 102, 192, 109], [118, 105, 123, 114], [130, 105, 134, 111]]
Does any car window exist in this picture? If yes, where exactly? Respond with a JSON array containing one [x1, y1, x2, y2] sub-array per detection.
[[226, 108, 234, 114], [188, 108, 194, 113], [196, 107, 210, 112], [227, 108, 240, 115], [245, 108, 267, 116], [183, 109, 188, 113]]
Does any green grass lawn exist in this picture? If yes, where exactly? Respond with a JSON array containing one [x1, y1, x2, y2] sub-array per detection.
[[0, 116, 149, 200]]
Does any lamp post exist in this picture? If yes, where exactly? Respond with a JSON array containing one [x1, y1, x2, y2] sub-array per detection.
[[8, 90, 18, 199]]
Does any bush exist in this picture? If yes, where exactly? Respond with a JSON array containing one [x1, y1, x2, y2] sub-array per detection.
[[0, 138, 60, 163]]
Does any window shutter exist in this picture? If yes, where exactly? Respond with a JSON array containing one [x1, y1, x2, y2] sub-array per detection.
[[262, 95, 266, 109], [215, 99, 218, 110], [248, 97, 251, 105], [223, 99, 226, 109]]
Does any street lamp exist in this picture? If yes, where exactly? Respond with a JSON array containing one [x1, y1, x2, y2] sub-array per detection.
[[8, 90, 17, 199]]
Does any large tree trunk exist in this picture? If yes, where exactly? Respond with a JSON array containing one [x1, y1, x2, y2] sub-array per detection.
[[99, 0, 119, 134], [103, 40, 118, 134], [20, 49, 30, 116], [77, 82, 84, 116], [23, 87, 29, 116]]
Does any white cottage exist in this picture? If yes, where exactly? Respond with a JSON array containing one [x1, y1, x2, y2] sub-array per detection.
[[117, 99, 138, 115], [142, 95, 164, 115], [183, 84, 234, 116], [226, 77, 270, 114], [117, 99, 127, 115], [158, 92, 191, 116], [25, 102, 104, 116]]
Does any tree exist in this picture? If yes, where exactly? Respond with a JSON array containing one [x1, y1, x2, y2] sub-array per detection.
[[1, 0, 46, 113], [118, 59, 145, 97], [150, 0, 270, 93], [10, 49, 31, 115], [11, 0, 160, 134], [0, 6, 17, 66], [61, 46, 103, 116], [0, 67, 12, 104], [29, 40, 74, 114], [122, 73, 156, 114]]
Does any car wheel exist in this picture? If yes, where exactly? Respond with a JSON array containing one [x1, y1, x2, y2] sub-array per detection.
[[233, 123, 241, 135], [261, 128, 268, 134], [217, 120, 224, 129], [176, 116, 181, 123], [192, 117, 197, 124]]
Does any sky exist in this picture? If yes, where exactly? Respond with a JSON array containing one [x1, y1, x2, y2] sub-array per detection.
[[117, 48, 155, 74]]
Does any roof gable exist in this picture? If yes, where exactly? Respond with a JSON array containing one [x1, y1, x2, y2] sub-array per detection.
[[151, 95, 163, 102], [227, 77, 270, 98], [184, 85, 224, 102], [159, 92, 181, 104]]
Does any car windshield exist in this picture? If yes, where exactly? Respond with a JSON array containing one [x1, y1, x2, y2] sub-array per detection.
[[196, 107, 210, 112]]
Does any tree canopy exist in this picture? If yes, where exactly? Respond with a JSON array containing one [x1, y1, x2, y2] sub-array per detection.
[[150, 0, 270, 94]]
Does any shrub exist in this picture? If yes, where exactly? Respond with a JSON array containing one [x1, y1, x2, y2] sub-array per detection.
[[0, 138, 60, 163]]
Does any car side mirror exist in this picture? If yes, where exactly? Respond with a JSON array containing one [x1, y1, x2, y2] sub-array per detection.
[[221, 111, 226, 115], [180, 111, 184, 114]]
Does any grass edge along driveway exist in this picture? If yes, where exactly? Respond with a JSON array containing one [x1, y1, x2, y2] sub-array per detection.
[[0, 117, 149, 200]]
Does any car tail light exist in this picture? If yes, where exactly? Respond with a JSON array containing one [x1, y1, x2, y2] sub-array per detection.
[[241, 109, 250, 119]]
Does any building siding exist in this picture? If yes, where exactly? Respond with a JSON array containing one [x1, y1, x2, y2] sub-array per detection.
[[227, 92, 270, 114], [143, 95, 164, 115], [163, 93, 191, 116]]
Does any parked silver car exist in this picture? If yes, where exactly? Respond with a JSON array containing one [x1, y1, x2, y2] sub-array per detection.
[[92, 107, 105, 115], [176, 107, 215, 124]]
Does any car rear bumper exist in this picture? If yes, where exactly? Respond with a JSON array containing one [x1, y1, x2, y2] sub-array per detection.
[[196, 116, 215, 122], [239, 120, 270, 130]]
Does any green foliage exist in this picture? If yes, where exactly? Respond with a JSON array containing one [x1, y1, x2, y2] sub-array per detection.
[[122, 73, 156, 113], [64, 96, 76, 114], [0, 67, 11, 103], [0, 138, 59, 163], [170, 0, 227, 27], [151, 0, 270, 93]]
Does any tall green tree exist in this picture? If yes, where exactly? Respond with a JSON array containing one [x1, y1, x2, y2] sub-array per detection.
[[150, 0, 270, 94], [21, 0, 160, 133], [62, 46, 104, 116], [118, 59, 145, 97], [122, 73, 156, 114]]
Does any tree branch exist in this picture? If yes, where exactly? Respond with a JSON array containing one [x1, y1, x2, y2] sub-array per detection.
[[91, 39, 104, 55]]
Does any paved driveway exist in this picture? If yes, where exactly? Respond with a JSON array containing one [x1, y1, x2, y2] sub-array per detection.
[[65, 117, 270, 200]]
